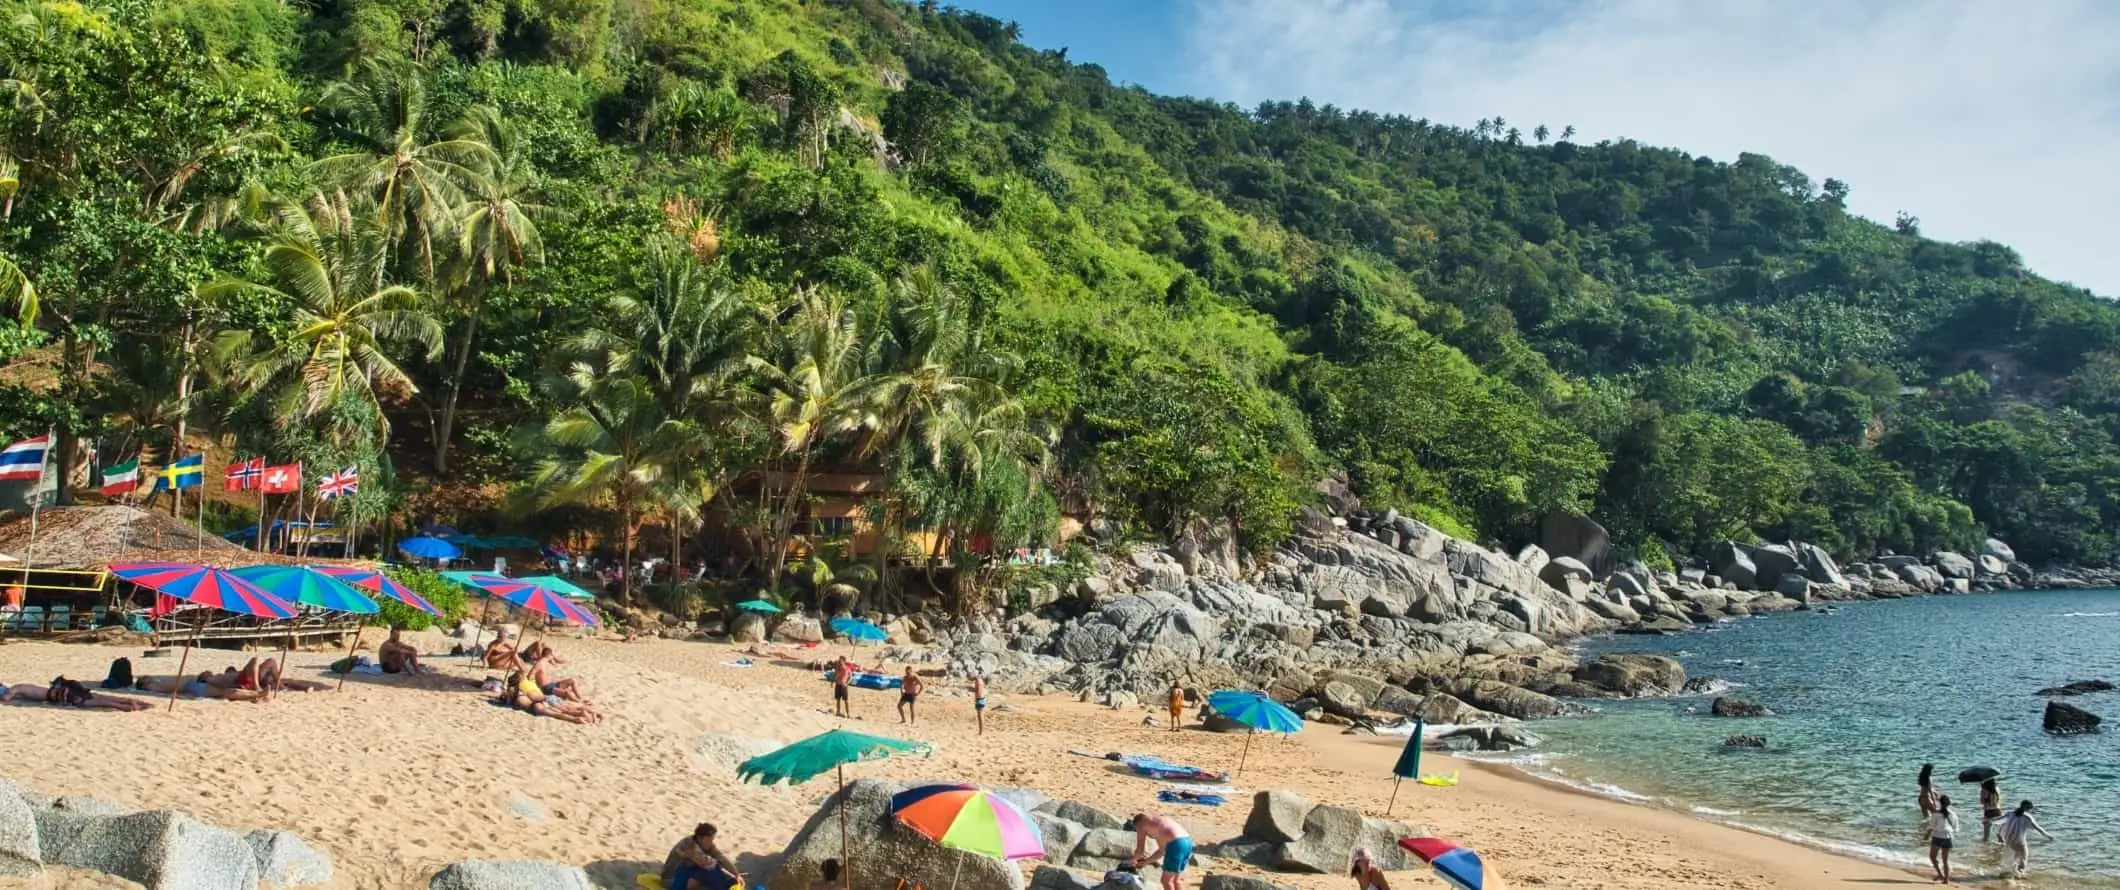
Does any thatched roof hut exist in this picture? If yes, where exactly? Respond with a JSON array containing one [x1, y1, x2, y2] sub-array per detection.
[[0, 506, 368, 571]]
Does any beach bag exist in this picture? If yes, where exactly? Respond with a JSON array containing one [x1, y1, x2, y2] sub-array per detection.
[[101, 657, 134, 690], [48, 676, 91, 706]]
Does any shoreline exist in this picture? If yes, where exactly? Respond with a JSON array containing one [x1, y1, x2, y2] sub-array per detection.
[[0, 634, 1947, 889]]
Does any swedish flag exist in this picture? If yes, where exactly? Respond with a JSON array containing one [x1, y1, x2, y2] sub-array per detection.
[[151, 453, 204, 491]]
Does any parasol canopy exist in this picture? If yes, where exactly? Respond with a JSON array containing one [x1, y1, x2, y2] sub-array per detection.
[[397, 536, 461, 560], [738, 729, 931, 785], [1206, 690, 1303, 734], [308, 565, 442, 616], [230, 565, 379, 614], [518, 574, 595, 601], [890, 784, 1045, 861], [1400, 837, 1484, 890], [733, 599, 784, 614], [830, 616, 887, 643], [108, 562, 299, 619]]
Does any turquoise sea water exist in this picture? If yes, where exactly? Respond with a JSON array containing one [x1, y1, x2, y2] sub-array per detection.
[[1489, 589, 2120, 886]]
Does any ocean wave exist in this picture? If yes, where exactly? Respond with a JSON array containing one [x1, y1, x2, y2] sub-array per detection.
[[1723, 821, 1929, 870], [1689, 805, 1742, 817], [2061, 611, 2120, 618]]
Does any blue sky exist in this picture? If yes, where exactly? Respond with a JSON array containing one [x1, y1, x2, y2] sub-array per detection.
[[949, 0, 2120, 298]]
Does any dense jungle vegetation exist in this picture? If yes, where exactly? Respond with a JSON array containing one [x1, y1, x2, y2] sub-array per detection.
[[3, 0, 2118, 598]]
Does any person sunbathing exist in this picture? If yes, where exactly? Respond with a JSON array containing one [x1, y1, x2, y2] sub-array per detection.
[[528, 650, 591, 704], [482, 629, 522, 670], [378, 627, 426, 674], [505, 672, 601, 724], [136, 672, 264, 701], [1, 678, 150, 711]]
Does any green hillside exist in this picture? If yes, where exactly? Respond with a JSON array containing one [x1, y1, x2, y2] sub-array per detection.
[[3, 0, 2116, 583]]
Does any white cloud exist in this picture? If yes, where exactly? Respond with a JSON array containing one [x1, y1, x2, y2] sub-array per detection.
[[1176, 0, 2120, 296]]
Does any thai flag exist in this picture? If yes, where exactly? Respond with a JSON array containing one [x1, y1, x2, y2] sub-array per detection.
[[318, 466, 359, 500], [0, 434, 50, 482], [225, 457, 264, 491]]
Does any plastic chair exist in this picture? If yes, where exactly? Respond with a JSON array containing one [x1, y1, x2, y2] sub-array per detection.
[[46, 605, 70, 632], [85, 606, 107, 629], [17, 605, 43, 633]]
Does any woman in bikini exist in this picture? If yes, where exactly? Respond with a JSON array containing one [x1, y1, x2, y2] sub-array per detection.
[[1349, 847, 1390, 890]]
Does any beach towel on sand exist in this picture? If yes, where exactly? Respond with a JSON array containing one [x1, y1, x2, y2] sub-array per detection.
[[1122, 755, 1227, 784], [819, 670, 902, 690], [1156, 790, 1225, 806]]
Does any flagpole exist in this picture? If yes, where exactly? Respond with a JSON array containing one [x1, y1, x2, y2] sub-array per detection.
[[194, 466, 207, 555], [23, 429, 51, 573], [256, 462, 267, 553]]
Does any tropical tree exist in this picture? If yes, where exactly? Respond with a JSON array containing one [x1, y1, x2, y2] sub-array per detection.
[[205, 190, 444, 446], [310, 59, 494, 283], [0, 254, 33, 325], [433, 107, 545, 475], [745, 286, 873, 592]]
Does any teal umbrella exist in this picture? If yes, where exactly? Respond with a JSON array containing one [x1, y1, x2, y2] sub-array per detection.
[[482, 534, 541, 548], [229, 565, 380, 614], [739, 730, 932, 890], [519, 574, 594, 601], [733, 599, 783, 615]]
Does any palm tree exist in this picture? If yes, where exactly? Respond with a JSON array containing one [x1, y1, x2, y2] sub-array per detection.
[[0, 253, 34, 325], [527, 353, 706, 604], [433, 107, 547, 475], [91, 337, 188, 462], [310, 59, 495, 284], [745, 287, 874, 593], [204, 190, 444, 446], [586, 237, 756, 421], [1560, 125, 1577, 141]]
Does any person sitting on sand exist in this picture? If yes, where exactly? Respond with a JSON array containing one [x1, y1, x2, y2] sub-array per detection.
[[809, 858, 840, 890], [1349, 847, 1390, 890], [482, 629, 521, 671], [1124, 812, 1194, 890], [378, 627, 426, 674], [527, 648, 591, 704], [1926, 793, 1958, 884], [1996, 800, 2053, 877], [521, 640, 562, 665], [831, 657, 852, 718], [898, 667, 923, 724], [506, 671, 602, 724], [659, 822, 738, 890]]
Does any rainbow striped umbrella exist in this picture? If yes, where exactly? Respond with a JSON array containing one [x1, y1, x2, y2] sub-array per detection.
[[109, 562, 299, 619], [308, 565, 441, 616], [889, 784, 1045, 861], [230, 565, 379, 614]]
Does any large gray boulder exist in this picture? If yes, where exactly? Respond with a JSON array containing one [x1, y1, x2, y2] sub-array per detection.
[[728, 611, 766, 643], [1273, 803, 1422, 874], [1774, 572, 1813, 603], [1708, 543, 1758, 590], [1200, 877, 1295, 890], [1977, 555, 2009, 577], [1793, 543, 1846, 588], [0, 780, 38, 877], [1055, 623, 1124, 663], [1514, 544, 1550, 576], [773, 615, 824, 644], [1035, 800, 1123, 832], [1744, 545, 1799, 590], [1536, 556, 1594, 595], [1070, 828, 1137, 874], [1982, 538, 2017, 563], [1448, 680, 1571, 719], [1029, 813, 1088, 865], [772, 779, 1027, 890], [1606, 572, 1650, 601], [429, 861, 593, 890], [1538, 511, 1613, 578], [1028, 867, 1100, 890], [1931, 552, 1976, 580], [245, 830, 333, 887], [1574, 654, 1686, 697], [1243, 790, 1314, 844], [40, 810, 261, 890]]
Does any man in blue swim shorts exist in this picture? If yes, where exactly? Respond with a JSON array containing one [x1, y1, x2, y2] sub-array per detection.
[[1123, 812, 1193, 890]]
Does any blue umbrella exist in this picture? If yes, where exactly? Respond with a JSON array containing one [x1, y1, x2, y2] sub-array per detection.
[[1206, 689, 1303, 774], [397, 536, 461, 560], [830, 616, 886, 643]]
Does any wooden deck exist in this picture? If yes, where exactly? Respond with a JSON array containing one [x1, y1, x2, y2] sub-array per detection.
[[151, 610, 363, 647]]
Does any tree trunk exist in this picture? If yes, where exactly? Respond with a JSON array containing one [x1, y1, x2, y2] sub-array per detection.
[[764, 444, 815, 593], [619, 492, 635, 605], [434, 290, 486, 477]]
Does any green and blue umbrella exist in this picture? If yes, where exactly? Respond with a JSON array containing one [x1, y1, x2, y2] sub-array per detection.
[[890, 784, 1045, 861], [230, 565, 379, 614], [739, 730, 932, 890], [732, 599, 783, 615], [1207, 689, 1303, 774], [309, 565, 442, 616], [519, 574, 594, 601]]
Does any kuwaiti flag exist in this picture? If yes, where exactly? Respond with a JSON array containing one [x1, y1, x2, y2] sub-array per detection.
[[100, 455, 140, 495], [0, 434, 50, 482]]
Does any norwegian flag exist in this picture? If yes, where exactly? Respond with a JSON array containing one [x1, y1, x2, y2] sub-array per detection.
[[225, 457, 264, 491], [318, 466, 359, 501]]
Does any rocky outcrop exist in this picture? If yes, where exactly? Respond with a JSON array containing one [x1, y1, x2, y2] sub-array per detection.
[[1723, 735, 1766, 748], [1931, 552, 1975, 580], [246, 831, 333, 887], [41, 810, 262, 889], [1431, 725, 1543, 752], [1448, 680, 1573, 719], [2043, 701, 2102, 735], [429, 861, 593, 890], [1710, 697, 1772, 717], [0, 781, 37, 877], [1244, 791, 1423, 875], [773, 779, 1026, 890], [2035, 680, 2114, 697], [1574, 654, 1686, 697]]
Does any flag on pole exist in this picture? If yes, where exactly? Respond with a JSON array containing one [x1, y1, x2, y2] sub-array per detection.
[[152, 453, 205, 491], [100, 456, 140, 495], [318, 466, 359, 500], [0, 435, 50, 482], [225, 457, 264, 491], [261, 462, 302, 494]]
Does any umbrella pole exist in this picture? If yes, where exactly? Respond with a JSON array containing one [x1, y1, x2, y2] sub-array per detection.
[[1239, 729, 1254, 775], [334, 624, 363, 692], [948, 848, 965, 890], [1386, 776, 1401, 817], [166, 615, 204, 713], [468, 596, 495, 657], [838, 763, 851, 890]]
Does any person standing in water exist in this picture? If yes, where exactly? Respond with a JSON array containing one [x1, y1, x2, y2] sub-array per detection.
[[1917, 763, 1938, 816], [1995, 800, 2053, 878], [1979, 777, 2003, 842], [1927, 794, 1958, 884]]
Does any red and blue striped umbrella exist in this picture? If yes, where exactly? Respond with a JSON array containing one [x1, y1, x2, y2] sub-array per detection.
[[108, 562, 299, 619], [440, 571, 598, 626], [308, 565, 442, 616]]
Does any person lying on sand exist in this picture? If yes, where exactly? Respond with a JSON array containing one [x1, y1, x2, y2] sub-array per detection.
[[0, 679, 150, 711], [136, 672, 262, 701], [505, 672, 602, 724], [659, 822, 739, 890], [527, 649, 591, 704], [209, 658, 327, 699], [378, 627, 426, 674]]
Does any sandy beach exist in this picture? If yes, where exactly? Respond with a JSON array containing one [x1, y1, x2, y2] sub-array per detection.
[[0, 634, 1930, 889]]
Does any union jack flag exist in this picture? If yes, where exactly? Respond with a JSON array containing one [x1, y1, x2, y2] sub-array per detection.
[[318, 466, 359, 500], [225, 457, 264, 491]]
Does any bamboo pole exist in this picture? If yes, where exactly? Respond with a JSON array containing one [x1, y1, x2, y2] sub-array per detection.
[[255, 477, 266, 552], [334, 624, 363, 692], [165, 615, 204, 712]]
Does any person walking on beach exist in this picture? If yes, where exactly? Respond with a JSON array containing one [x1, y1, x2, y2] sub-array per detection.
[[1979, 778, 2003, 842], [1167, 682, 1184, 733], [1349, 847, 1391, 890], [831, 657, 852, 718], [1995, 800, 2053, 878], [898, 667, 923, 724], [972, 673, 987, 735], [1927, 794, 1959, 884], [1124, 812, 1193, 890]]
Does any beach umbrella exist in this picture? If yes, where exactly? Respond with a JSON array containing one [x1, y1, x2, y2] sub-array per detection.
[[307, 565, 446, 691], [108, 562, 301, 711], [1206, 689, 1303, 774], [733, 599, 783, 614], [1387, 716, 1427, 816], [890, 784, 1045, 861], [518, 574, 595, 601], [739, 730, 932, 890], [397, 536, 460, 560], [231, 565, 381, 694], [831, 616, 886, 645], [1957, 766, 2001, 784], [1399, 837, 1484, 890], [483, 535, 541, 549]]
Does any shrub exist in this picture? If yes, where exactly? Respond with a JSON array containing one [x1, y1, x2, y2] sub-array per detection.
[[375, 567, 469, 631]]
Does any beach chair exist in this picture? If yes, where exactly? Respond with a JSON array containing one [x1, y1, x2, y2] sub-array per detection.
[[85, 606, 107, 629], [46, 605, 69, 632], [16, 605, 43, 633]]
